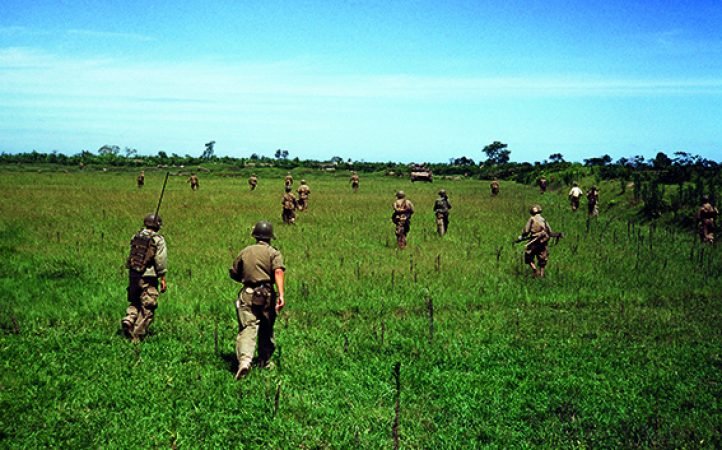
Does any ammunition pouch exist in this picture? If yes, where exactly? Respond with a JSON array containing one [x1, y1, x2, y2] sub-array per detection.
[[244, 283, 274, 307], [127, 233, 157, 273]]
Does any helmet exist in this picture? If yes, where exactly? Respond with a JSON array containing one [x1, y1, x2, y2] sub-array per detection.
[[251, 220, 275, 241], [702, 194, 710, 202], [143, 213, 162, 230], [301, 179, 307, 184], [529, 204, 542, 215], [438, 189, 447, 196], [396, 190, 406, 199], [573, 181, 578, 186]]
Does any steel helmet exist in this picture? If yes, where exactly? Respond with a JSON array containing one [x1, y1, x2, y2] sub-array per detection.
[[529, 204, 542, 215], [438, 189, 447, 197], [396, 190, 406, 199], [251, 220, 275, 241], [143, 213, 162, 230]]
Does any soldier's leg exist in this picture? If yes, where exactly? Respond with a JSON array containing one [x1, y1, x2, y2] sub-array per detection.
[[537, 246, 549, 278], [132, 281, 159, 339], [235, 293, 259, 378], [255, 305, 277, 368], [123, 279, 142, 337], [436, 214, 444, 236]]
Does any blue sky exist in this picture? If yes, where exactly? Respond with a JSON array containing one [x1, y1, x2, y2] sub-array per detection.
[[1, 0, 721, 163]]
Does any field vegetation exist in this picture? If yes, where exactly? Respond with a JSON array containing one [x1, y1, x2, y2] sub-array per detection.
[[1, 168, 721, 448]]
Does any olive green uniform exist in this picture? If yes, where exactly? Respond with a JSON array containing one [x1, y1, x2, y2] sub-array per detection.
[[284, 175, 293, 188], [433, 195, 452, 236], [188, 175, 199, 190], [248, 175, 258, 191], [123, 229, 167, 339], [229, 242, 285, 369], [350, 174, 360, 192], [137, 172, 144, 188], [521, 214, 552, 267], [586, 188, 599, 216], [282, 192, 298, 224], [538, 178, 547, 193], [490, 180, 500, 196]]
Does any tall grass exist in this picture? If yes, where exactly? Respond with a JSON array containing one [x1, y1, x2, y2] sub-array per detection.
[[1, 169, 720, 448]]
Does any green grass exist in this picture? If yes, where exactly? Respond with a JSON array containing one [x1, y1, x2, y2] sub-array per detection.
[[1, 169, 721, 448]]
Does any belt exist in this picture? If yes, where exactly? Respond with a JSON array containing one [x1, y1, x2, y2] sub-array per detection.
[[243, 280, 272, 288]]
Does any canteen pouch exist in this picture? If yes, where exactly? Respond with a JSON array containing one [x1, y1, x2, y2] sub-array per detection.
[[252, 285, 273, 306]]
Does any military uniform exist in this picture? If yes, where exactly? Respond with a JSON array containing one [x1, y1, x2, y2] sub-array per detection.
[[137, 171, 145, 188], [538, 177, 548, 193], [490, 180, 500, 196], [392, 192, 414, 249], [696, 198, 719, 244], [350, 173, 360, 192], [282, 188, 298, 224], [568, 184, 583, 211], [284, 173, 293, 189], [248, 175, 258, 191], [122, 215, 167, 341], [586, 186, 600, 216], [188, 174, 199, 191], [520, 206, 552, 277], [229, 222, 285, 378], [297, 181, 311, 211], [433, 190, 452, 236]]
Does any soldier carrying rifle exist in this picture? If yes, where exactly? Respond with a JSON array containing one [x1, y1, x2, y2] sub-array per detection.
[[516, 204, 563, 278]]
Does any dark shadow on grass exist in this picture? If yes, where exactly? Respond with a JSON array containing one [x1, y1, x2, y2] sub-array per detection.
[[220, 352, 238, 375]]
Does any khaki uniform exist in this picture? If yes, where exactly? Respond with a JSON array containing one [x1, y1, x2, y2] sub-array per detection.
[[137, 173, 144, 188], [350, 174, 360, 192], [490, 180, 500, 196], [392, 198, 415, 248], [248, 176, 258, 191], [696, 202, 718, 243], [586, 188, 600, 216], [568, 186, 583, 211], [297, 184, 311, 211], [284, 175, 293, 188], [282, 192, 298, 224], [433, 195, 452, 236], [521, 214, 552, 267], [188, 175, 199, 191], [229, 242, 285, 369], [123, 229, 167, 339]]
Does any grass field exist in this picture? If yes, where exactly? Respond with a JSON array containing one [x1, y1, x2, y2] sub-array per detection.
[[1, 168, 721, 448]]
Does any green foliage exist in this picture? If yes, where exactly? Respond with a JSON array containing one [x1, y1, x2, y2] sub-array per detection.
[[1, 169, 721, 448]]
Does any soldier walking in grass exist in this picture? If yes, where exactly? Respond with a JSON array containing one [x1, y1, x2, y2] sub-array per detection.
[[229, 221, 286, 379], [282, 186, 298, 224], [568, 182, 583, 211], [490, 178, 500, 196], [137, 171, 145, 189], [350, 171, 360, 192], [538, 176, 548, 194], [122, 214, 168, 341], [297, 180, 311, 211], [187, 173, 200, 191], [586, 185, 600, 216], [284, 172, 293, 189], [517, 204, 559, 278], [392, 190, 414, 249], [248, 174, 258, 191], [696, 195, 718, 244], [433, 189, 452, 236]]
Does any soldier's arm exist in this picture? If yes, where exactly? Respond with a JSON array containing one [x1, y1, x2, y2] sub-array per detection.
[[154, 237, 168, 293], [274, 268, 285, 311]]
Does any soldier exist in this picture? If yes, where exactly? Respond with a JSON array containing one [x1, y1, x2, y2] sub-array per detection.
[[297, 180, 311, 211], [568, 182, 583, 211], [281, 186, 298, 224], [229, 221, 286, 379], [518, 205, 553, 278], [248, 174, 258, 191], [490, 178, 500, 196], [433, 189, 452, 236], [391, 190, 415, 249], [137, 171, 145, 189], [350, 171, 360, 192], [538, 176, 548, 194], [284, 172, 293, 189], [122, 214, 168, 341], [187, 173, 200, 191], [586, 185, 600, 216], [696, 195, 719, 244]]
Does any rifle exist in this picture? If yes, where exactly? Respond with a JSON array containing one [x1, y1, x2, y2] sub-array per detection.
[[513, 231, 564, 244], [153, 171, 170, 228]]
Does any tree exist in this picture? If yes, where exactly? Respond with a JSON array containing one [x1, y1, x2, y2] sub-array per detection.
[[583, 154, 612, 167], [548, 153, 565, 164], [124, 147, 138, 158], [452, 156, 475, 166], [482, 141, 510, 165], [652, 152, 672, 170], [274, 149, 289, 159], [201, 141, 215, 159], [98, 145, 120, 156]]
